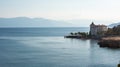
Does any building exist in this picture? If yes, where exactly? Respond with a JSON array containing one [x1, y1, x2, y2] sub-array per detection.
[[90, 22, 108, 37]]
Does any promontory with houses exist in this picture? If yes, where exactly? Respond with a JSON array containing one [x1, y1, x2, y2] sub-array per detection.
[[65, 22, 120, 48]]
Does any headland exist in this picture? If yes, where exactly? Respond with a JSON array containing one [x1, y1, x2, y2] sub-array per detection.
[[65, 22, 120, 48]]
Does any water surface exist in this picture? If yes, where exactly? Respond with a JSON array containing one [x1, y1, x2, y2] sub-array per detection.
[[0, 28, 120, 67]]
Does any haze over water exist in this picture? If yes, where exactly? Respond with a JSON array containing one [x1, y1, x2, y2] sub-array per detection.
[[0, 27, 120, 67]]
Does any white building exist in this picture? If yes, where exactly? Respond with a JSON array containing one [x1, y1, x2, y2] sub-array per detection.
[[90, 22, 108, 36]]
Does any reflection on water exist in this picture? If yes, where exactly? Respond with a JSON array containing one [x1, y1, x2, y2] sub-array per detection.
[[0, 37, 120, 67]]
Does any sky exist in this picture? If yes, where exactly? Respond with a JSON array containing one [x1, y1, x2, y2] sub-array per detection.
[[0, 0, 120, 25]]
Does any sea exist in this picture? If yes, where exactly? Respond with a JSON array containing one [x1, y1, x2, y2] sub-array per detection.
[[0, 27, 120, 67]]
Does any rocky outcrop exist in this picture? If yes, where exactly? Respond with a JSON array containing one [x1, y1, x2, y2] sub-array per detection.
[[118, 64, 120, 67], [98, 37, 120, 48]]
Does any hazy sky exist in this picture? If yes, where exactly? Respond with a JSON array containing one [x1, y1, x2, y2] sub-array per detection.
[[0, 0, 120, 22]]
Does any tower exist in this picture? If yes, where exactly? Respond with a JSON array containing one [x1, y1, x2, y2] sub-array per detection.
[[90, 22, 96, 36]]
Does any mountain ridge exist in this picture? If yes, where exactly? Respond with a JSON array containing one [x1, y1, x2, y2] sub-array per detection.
[[0, 17, 119, 27], [0, 17, 75, 27], [108, 22, 120, 28]]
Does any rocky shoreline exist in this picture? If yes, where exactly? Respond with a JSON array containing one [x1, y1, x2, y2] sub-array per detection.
[[118, 63, 120, 67], [65, 35, 120, 48], [98, 37, 120, 48]]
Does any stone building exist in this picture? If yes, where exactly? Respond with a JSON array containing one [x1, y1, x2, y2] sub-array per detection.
[[90, 22, 108, 37]]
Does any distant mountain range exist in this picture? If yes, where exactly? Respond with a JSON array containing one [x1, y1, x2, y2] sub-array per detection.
[[0, 17, 120, 27], [0, 17, 75, 27], [108, 22, 120, 28]]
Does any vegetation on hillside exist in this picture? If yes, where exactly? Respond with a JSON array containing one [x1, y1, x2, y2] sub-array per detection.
[[105, 25, 120, 36], [70, 32, 89, 38]]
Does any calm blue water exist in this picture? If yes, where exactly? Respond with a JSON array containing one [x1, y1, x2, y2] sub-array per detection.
[[0, 27, 89, 37], [0, 27, 120, 67]]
